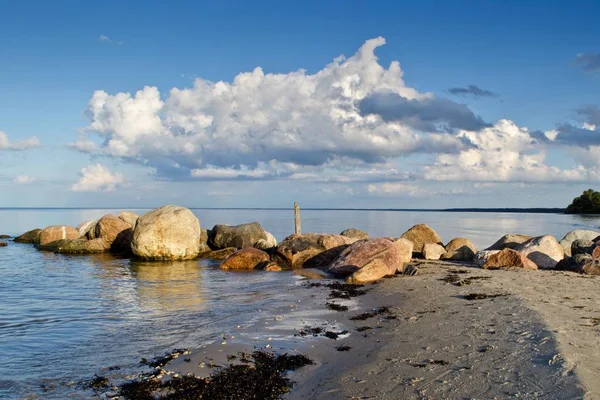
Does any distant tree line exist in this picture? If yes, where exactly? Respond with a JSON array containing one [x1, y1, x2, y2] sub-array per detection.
[[566, 189, 600, 214]]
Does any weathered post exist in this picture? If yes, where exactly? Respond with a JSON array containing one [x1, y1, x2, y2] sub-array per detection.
[[294, 202, 301, 235]]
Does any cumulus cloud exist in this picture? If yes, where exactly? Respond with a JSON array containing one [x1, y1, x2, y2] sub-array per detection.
[[13, 175, 35, 184], [0, 131, 41, 151], [575, 53, 600, 73], [447, 85, 498, 98], [72, 164, 124, 192], [68, 137, 97, 153]]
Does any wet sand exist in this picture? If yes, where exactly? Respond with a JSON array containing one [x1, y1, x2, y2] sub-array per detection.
[[163, 261, 600, 399]]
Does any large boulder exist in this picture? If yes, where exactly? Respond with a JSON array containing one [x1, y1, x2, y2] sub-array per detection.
[[346, 259, 389, 284], [14, 228, 41, 244], [486, 234, 533, 251], [54, 238, 111, 254], [220, 248, 270, 270], [571, 239, 594, 257], [559, 230, 600, 256], [442, 238, 477, 261], [400, 224, 442, 254], [483, 248, 538, 270], [329, 238, 407, 277], [340, 228, 369, 240], [274, 233, 357, 269], [423, 243, 446, 260], [473, 250, 500, 267], [514, 235, 564, 269], [118, 211, 139, 228], [38, 225, 80, 246], [76, 220, 98, 239], [394, 238, 414, 263], [96, 214, 133, 251], [255, 231, 277, 250], [198, 247, 238, 260], [208, 222, 268, 249], [131, 205, 201, 260]]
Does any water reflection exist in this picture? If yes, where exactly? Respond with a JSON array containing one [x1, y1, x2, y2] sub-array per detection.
[[129, 260, 206, 312]]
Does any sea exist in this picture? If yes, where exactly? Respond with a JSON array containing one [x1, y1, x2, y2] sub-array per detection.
[[0, 208, 598, 399]]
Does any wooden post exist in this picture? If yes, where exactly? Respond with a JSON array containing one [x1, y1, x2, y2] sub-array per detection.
[[294, 202, 301, 235]]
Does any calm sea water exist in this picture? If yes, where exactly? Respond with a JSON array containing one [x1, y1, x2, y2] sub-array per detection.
[[0, 208, 599, 399]]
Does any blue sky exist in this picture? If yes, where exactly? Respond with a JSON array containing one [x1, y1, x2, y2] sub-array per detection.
[[1, 0, 599, 208]]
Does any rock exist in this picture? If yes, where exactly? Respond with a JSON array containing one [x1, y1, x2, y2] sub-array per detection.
[[208, 222, 267, 250], [96, 214, 133, 251], [293, 269, 329, 280], [274, 233, 357, 269], [54, 238, 111, 254], [0, 242, 7, 247], [581, 260, 600, 275], [76, 220, 98, 239], [514, 235, 564, 269], [199, 228, 211, 252], [345, 259, 390, 284], [261, 262, 284, 272], [198, 247, 238, 260], [559, 230, 600, 256], [255, 231, 277, 250], [131, 205, 201, 260], [486, 234, 533, 251], [14, 228, 41, 243], [473, 250, 500, 267], [571, 239, 594, 256], [403, 264, 419, 276], [422, 243, 446, 260], [442, 238, 477, 261], [340, 228, 369, 240], [220, 248, 270, 270], [483, 248, 538, 270], [0, 234, 10, 239], [329, 237, 407, 276], [593, 246, 600, 259], [38, 225, 80, 246], [118, 211, 139, 228], [394, 238, 414, 263], [400, 224, 442, 254]]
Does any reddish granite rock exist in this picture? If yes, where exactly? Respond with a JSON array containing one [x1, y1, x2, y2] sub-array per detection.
[[442, 237, 477, 261], [329, 237, 406, 276], [345, 259, 389, 284], [38, 226, 79, 246], [14, 228, 41, 244], [220, 248, 270, 270], [486, 234, 533, 251], [400, 224, 442, 254], [274, 233, 357, 269], [483, 248, 538, 270], [514, 235, 564, 269], [96, 214, 133, 251]]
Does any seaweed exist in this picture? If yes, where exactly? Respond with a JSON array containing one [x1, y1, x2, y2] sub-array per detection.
[[411, 359, 450, 368], [463, 293, 507, 300], [349, 306, 391, 321], [335, 345, 352, 352], [326, 302, 349, 312], [306, 281, 368, 298], [82, 375, 109, 390], [141, 348, 190, 368], [324, 330, 348, 340], [355, 326, 373, 332], [295, 326, 324, 337]]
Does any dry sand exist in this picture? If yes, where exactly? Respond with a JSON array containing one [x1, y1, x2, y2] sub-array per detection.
[[164, 262, 600, 399]]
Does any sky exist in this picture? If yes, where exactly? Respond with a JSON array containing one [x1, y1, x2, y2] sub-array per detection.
[[1, 0, 600, 208]]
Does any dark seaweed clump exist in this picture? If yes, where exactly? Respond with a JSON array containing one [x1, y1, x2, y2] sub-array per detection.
[[463, 293, 507, 301], [295, 326, 324, 337], [140, 348, 189, 368], [307, 281, 368, 299], [335, 345, 352, 352], [355, 326, 373, 332], [324, 330, 349, 340], [349, 306, 391, 321], [82, 374, 109, 390], [442, 273, 491, 286], [326, 302, 349, 312], [119, 350, 313, 400]]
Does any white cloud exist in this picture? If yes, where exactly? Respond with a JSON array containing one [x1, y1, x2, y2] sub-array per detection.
[[67, 137, 97, 153], [13, 175, 36, 184], [99, 34, 111, 42], [0, 131, 41, 151], [72, 164, 124, 192], [366, 182, 466, 197]]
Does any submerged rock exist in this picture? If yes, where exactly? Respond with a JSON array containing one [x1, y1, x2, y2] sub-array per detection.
[[329, 237, 406, 277], [483, 248, 538, 270], [0, 242, 7, 247], [209, 222, 268, 249], [442, 237, 477, 261], [559, 230, 600, 256], [274, 233, 357, 269], [14, 228, 41, 244], [132, 205, 201, 260], [38, 225, 79, 246], [220, 248, 270, 270], [423, 243, 446, 260], [340, 228, 369, 240], [399, 224, 442, 254], [54, 238, 111, 254], [485, 234, 533, 251], [514, 235, 564, 269], [0, 234, 10, 239]]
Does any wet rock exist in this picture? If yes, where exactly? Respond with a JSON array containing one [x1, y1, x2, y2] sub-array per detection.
[[274, 233, 357, 269], [38, 225, 80, 246], [473, 250, 500, 266], [0, 234, 10, 239], [254, 231, 277, 250], [399, 224, 442, 254], [329, 237, 407, 276], [340, 228, 369, 240], [220, 248, 270, 270], [262, 263, 284, 272], [422, 243, 446, 260], [442, 237, 477, 261], [198, 247, 238, 260], [55, 238, 111, 254], [571, 239, 594, 256], [14, 228, 41, 243], [0, 241, 7, 247], [514, 235, 564, 269], [96, 214, 133, 252], [345, 259, 390, 284], [483, 248, 538, 270], [559, 229, 600, 256], [118, 211, 139, 228], [485, 233, 533, 251], [293, 269, 329, 279], [209, 222, 268, 249], [132, 205, 201, 260]]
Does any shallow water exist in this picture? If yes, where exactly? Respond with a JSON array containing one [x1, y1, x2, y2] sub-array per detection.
[[0, 208, 599, 399]]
